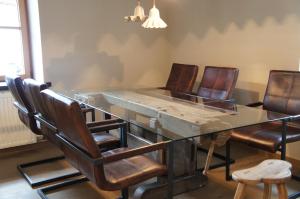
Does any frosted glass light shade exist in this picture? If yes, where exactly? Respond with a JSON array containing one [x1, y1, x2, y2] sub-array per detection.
[[142, 5, 167, 29], [125, 2, 146, 22]]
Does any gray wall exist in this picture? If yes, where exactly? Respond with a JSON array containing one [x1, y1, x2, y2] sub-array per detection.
[[37, 0, 170, 90]]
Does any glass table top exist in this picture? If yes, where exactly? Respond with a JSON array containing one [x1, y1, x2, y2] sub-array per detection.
[[57, 88, 291, 141]]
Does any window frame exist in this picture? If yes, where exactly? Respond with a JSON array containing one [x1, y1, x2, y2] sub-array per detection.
[[0, 0, 32, 81]]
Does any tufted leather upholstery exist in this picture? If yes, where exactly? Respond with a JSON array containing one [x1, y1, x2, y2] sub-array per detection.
[[165, 63, 198, 93], [5, 75, 40, 134], [197, 66, 239, 100], [263, 70, 300, 114], [41, 89, 167, 191], [231, 70, 300, 152]]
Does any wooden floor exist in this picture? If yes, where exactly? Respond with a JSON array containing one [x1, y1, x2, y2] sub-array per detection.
[[0, 142, 299, 199]]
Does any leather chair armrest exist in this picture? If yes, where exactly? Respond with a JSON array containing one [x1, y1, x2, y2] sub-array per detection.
[[290, 115, 300, 122], [79, 104, 94, 113], [80, 105, 96, 122], [246, 101, 263, 107], [56, 134, 103, 164], [34, 114, 57, 132], [224, 98, 235, 103], [14, 102, 29, 115], [56, 134, 168, 166], [86, 119, 123, 128], [102, 141, 169, 164], [81, 107, 94, 113], [88, 122, 127, 133]]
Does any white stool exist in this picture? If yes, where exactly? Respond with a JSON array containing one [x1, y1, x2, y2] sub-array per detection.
[[232, 159, 292, 199]]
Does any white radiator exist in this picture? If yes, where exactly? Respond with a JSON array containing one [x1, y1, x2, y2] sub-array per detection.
[[0, 91, 37, 149]]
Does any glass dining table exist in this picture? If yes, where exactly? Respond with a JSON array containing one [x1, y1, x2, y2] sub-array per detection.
[[57, 87, 292, 199]]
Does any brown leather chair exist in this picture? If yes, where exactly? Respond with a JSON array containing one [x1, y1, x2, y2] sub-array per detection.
[[165, 63, 199, 93], [5, 75, 121, 187], [197, 66, 239, 100], [5, 74, 41, 135], [197, 66, 239, 175], [41, 89, 166, 199], [227, 70, 300, 182], [23, 79, 121, 150], [231, 70, 300, 152], [40, 89, 168, 199], [5, 75, 54, 187]]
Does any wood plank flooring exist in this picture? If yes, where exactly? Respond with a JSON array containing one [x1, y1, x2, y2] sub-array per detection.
[[0, 142, 299, 199]]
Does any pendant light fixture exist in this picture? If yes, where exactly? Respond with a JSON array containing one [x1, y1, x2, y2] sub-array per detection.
[[142, 0, 167, 29], [125, 0, 146, 22]]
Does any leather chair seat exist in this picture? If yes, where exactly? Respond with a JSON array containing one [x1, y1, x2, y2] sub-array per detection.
[[103, 148, 167, 188], [92, 132, 120, 148], [231, 122, 300, 153]]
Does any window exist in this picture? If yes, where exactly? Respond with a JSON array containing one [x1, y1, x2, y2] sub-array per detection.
[[0, 0, 31, 81]]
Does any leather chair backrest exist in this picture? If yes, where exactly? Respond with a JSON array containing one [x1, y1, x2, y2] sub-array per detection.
[[22, 79, 59, 143], [5, 75, 40, 134], [5, 75, 34, 113], [40, 89, 106, 185], [40, 89, 101, 158], [166, 63, 198, 93], [263, 70, 300, 115], [23, 79, 50, 121], [197, 66, 239, 100]]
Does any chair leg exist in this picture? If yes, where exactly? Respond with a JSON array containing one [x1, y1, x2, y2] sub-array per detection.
[[203, 140, 216, 175], [91, 109, 95, 121], [276, 183, 288, 199], [263, 184, 272, 199], [104, 113, 112, 133], [104, 113, 112, 120], [234, 183, 247, 199], [120, 188, 129, 199], [281, 120, 287, 161], [226, 140, 232, 181]]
